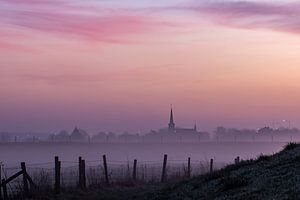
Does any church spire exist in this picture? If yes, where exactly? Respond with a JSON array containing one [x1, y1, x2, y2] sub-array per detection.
[[170, 106, 174, 124], [168, 105, 175, 131]]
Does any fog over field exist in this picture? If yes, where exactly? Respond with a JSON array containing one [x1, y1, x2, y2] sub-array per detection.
[[0, 142, 287, 167]]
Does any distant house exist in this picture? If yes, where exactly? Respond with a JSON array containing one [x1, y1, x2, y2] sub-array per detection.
[[258, 127, 274, 134], [70, 127, 89, 141]]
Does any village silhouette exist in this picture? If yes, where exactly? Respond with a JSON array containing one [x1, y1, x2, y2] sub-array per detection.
[[1, 107, 299, 143]]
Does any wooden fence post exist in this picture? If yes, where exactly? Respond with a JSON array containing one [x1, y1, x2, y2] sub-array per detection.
[[103, 155, 109, 185], [187, 157, 191, 178], [54, 156, 61, 194], [78, 157, 82, 188], [133, 159, 137, 181], [235, 156, 240, 164], [210, 159, 213, 173], [1, 179, 7, 200], [81, 160, 86, 190], [161, 154, 168, 183], [21, 162, 29, 195]]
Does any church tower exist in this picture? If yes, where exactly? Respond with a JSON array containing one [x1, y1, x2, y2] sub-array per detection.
[[168, 106, 175, 132]]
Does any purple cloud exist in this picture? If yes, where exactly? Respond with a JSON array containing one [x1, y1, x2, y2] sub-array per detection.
[[184, 1, 300, 35], [0, 0, 170, 47], [2, 0, 300, 52]]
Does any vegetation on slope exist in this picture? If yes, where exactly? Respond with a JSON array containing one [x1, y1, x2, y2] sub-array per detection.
[[146, 143, 300, 200]]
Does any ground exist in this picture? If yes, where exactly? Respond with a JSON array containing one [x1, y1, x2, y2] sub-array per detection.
[[31, 143, 300, 200], [146, 143, 300, 200]]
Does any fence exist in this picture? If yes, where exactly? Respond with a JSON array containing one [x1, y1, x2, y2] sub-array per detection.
[[0, 162, 37, 200], [0, 155, 235, 198]]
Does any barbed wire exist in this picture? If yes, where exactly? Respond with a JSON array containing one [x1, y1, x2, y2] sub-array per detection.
[[1, 158, 229, 173], [61, 161, 78, 164], [27, 162, 53, 166]]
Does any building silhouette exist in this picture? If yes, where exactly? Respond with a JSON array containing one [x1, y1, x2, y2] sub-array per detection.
[[160, 106, 198, 134], [168, 107, 176, 131], [70, 127, 89, 141]]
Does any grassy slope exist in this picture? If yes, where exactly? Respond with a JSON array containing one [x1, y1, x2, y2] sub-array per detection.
[[147, 143, 300, 200], [50, 143, 300, 200]]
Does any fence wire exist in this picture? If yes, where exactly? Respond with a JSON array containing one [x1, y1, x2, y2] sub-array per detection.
[[1, 158, 229, 196]]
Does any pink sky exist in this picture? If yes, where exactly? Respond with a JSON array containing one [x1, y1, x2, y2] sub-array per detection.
[[1, 0, 300, 133]]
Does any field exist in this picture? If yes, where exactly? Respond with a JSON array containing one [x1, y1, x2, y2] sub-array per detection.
[[0, 141, 290, 199], [0, 141, 286, 165]]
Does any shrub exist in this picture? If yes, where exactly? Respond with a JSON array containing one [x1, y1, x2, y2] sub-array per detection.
[[257, 154, 271, 162], [284, 142, 299, 151]]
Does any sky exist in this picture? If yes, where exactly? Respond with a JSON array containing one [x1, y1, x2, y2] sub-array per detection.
[[1, 0, 300, 134]]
